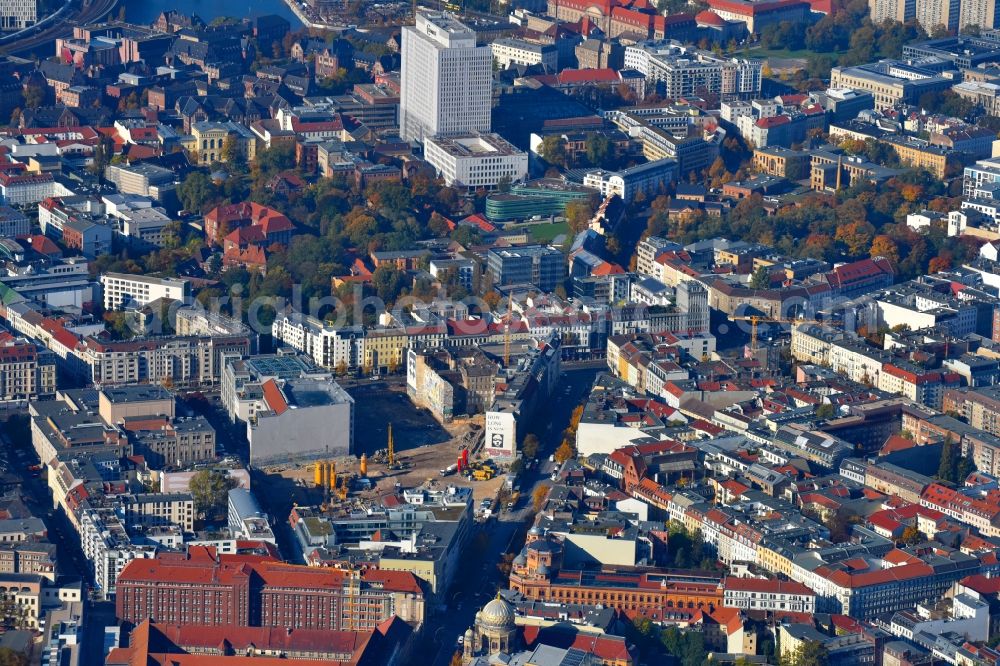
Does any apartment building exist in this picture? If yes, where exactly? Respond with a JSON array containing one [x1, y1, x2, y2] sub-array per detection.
[[870, 0, 961, 31], [100, 273, 190, 310], [0, 338, 56, 402], [77, 505, 155, 599], [943, 386, 1000, 437], [271, 313, 366, 370], [582, 158, 677, 203], [960, 0, 1000, 30], [810, 548, 981, 618], [118, 493, 195, 533], [0, 173, 68, 206], [0, 541, 56, 580], [0, 206, 29, 237], [922, 483, 1000, 537], [78, 334, 251, 387], [624, 42, 762, 99], [723, 577, 816, 613]]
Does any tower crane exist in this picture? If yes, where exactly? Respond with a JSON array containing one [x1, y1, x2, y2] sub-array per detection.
[[730, 314, 828, 351], [387, 422, 395, 468]]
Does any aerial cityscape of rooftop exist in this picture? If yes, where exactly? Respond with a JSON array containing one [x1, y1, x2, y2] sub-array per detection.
[[10, 0, 1000, 664]]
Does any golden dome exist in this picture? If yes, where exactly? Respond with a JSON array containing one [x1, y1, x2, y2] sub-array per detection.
[[479, 596, 515, 628]]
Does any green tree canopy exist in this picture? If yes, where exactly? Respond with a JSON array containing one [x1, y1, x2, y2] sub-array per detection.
[[189, 470, 238, 518]]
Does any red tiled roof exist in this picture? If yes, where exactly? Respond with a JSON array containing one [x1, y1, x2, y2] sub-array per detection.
[[39, 319, 79, 350], [961, 574, 1000, 595], [460, 213, 496, 233], [825, 257, 894, 289], [707, 0, 809, 14], [522, 626, 635, 661], [557, 68, 621, 84], [261, 378, 288, 415], [695, 9, 726, 25], [755, 115, 790, 129], [592, 262, 625, 276], [880, 434, 917, 455]]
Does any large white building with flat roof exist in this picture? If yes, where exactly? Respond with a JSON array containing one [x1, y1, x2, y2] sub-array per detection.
[[100, 272, 190, 310], [424, 133, 528, 190], [248, 377, 354, 466], [400, 11, 492, 142], [490, 38, 558, 71]]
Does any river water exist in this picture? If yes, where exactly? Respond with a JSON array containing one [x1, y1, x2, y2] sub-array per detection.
[[123, 0, 303, 28]]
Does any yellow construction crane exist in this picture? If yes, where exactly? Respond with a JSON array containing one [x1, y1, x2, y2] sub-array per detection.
[[387, 423, 395, 468], [731, 314, 827, 351]]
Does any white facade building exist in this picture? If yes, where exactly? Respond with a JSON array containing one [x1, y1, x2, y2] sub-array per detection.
[[100, 272, 190, 310], [583, 158, 677, 203], [400, 11, 492, 142], [0, 206, 28, 237], [0, 0, 37, 30], [103, 194, 173, 248], [271, 312, 365, 371], [77, 506, 155, 600], [624, 43, 762, 100], [0, 173, 70, 206], [424, 133, 528, 189], [490, 38, 557, 70]]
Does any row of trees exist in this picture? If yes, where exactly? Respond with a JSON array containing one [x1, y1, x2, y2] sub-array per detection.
[[554, 405, 584, 464], [538, 133, 629, 172], [627, 618, 708, 666], [937, 435, 976, 484], [665, 521, 718, 570], [628, 616, 826, 666]]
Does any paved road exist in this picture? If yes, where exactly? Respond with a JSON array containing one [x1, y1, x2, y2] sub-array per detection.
[[2, 414, 90, 578], [1, 413, 112, 660], [422, 366, 600, 666]]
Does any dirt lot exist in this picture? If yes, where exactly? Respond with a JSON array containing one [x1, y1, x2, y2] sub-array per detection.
[[255, 385, 504, 508]]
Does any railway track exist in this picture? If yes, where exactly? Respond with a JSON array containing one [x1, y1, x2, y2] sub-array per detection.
[[0, 0, 118, 56]]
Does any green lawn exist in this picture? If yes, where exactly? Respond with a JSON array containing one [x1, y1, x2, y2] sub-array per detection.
[[737, 46, 849, 62], [741, 47, 813, 60], [506, 220, 570, 244]]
